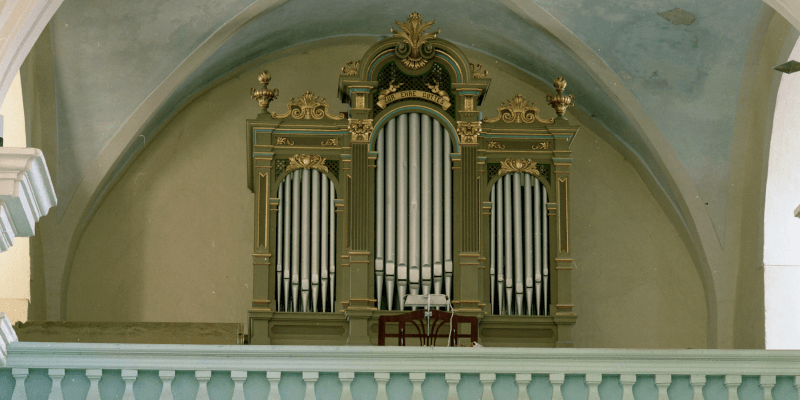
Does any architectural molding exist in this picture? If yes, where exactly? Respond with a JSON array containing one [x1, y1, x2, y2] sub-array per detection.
[[0, 147, 56, 252], [0, 313, 19, 367]]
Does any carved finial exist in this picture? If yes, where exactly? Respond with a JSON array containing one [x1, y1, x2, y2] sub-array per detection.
[[546, 76, 575, 119], [342, 61, 359, 75], [470, 63, 488, 78], [497, 159, 540, 178], [285, 154, 328, 174], [391, 12, 439, 70], [250, 70, 279, 111]]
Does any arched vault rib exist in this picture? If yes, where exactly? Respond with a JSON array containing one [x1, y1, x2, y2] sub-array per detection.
[[500, 0, 724, 347]]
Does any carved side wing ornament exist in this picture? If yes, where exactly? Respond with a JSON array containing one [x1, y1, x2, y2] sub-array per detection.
[[482, 94, 554, 124], [272, 91, 345, 120]]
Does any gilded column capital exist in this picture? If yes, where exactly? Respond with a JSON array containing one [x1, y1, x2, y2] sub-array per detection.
[[348, 119, 374, 143], [456, 121, 481, 144]]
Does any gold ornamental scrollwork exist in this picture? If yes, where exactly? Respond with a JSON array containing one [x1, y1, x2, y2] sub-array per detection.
[[497, 158, 540, 178], [456, 121, 482, 144], [342, 61, 359, 75], [276, 137, 294, 145], [547, 76, 576, 118], [470, 63, 488, 78], [531, 142, 549, 150], [250, 71, 279, 111], [487, 141, 505, 149], [483, 94, 554, 124], [321, 138, 339, 146], [271, 91, 345, 120], [285, 154, 329, 174], [349, 119, 374, 142], [391, 12, 439, 70]]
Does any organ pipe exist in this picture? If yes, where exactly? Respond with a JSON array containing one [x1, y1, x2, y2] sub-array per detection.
[[320, 177, 329, 312], [385, 120, 396, 310], [375, 128, 385, 311], [495, 179, 505, 315], [300, 169, 311, 312], [397, 114, 409, 310], [534, 177, 542, 315], [432, 122, 443, 296], [524, 174, 534, 316], [421, 114, 433, 297], [276, 181, 284, 312], [409, 113, 421, 302], [513, 173, 524, 315], [310, 170, 321, 312], [291, 170, 301, 312], [503, 175, 514, 315], [444, 126, 453, 300], [542, 187, 549, 316]]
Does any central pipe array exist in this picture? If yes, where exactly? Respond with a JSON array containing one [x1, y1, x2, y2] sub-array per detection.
[[375, 113, 453, 310], [275, 172, 337, 312]]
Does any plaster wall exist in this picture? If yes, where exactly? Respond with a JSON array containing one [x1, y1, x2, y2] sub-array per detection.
[[65, 43, 706, 348]]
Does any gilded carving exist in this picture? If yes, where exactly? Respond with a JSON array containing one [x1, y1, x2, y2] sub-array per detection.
[[355, 93, 366, 109], [464, 96, 474, 112], [470, 63, 488, 78], [391, 12, 439, 70], [425, 82, 451, 110], [487, 141, 505, 149], [456, 121, 482, 144], [276, 137, 294, 145], [349, 119, 374, 142], [376, 80, 404, 109], [497, 158, 540, 177], [271, 91, 345, 120], [531, 142, 549, 150], [285, 154, 329, 174], [547, 76, 576, 117], [321, 138, 339, 146], [250, 70, 279, 110], [483, 94, 554, 124], [342, 60, 359, 75]]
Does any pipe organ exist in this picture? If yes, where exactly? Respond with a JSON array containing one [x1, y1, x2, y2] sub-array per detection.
[[246, 13, 579, 347]]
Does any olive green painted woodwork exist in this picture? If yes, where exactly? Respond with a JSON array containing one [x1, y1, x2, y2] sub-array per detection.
[[246, 29, 578, 346]]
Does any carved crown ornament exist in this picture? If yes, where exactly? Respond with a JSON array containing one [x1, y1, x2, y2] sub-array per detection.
[[456, 121, 482, 144], [349, 119, 374, 142], [497, 158, 540, 178], [250, 71, 279, 111], [391, 12, 439, 70], [285, 154, 329, 174], [271, 91, 345, 120]]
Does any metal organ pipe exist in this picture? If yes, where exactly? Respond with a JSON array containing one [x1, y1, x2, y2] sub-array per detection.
[[320, 177, 329, 313], [421, 115, 433, 298], [503, 175, 514, 315], [542, 187, 549, 316], [385, 120, 397, 310], [276, 182, 284, 312], [534, 177, 542, 315], [513, 173, 524, 315], [524, 174, 534, 316], [397, 114, 409, 310], [291, 170, 301, 312], [409, 113, 421, 302], [300, 168, 311, 312], [432, 122, 443, 296], [495, 179, 505, 315], [310, 170, 321, 312], [375, 128, 385, 311], [443, 126, 453, 300]]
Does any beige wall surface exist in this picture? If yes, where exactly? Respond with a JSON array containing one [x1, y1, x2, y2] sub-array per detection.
[[66, 40, 706, 347]]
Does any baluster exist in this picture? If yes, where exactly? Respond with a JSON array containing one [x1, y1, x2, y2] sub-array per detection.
[[47, 369, 65, 400], [586, 374, 602, 400], [122, 370, 138, 400], [725, 376, 741, 400], [480, 373, 496, 400], [549, 374, 565, 400], [375, 373, 390, 400], [196, 371, 211, 400], [760, 376, 776, 400], [620, 375, 636, 400], [159, 371, 175, 400], [267, 372, 281, 400], [516, 374, 532, 400], [655, 375, 671, 400], [410, 373, 425, 400], [339, 372, 354, 400], [231, 371, 247, 400], [85, 370, 102, 400], [303, 372, 318, 400], [690, 375, 706, 400], [445, 373, 461, 400], [11, 368, 27, 400]]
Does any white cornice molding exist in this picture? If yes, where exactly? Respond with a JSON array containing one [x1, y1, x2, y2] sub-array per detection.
[[0, 313, 19, 367], [0, 147, 56, 252], [5, 341, 800, 375]]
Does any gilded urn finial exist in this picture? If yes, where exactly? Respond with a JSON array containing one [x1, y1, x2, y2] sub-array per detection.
[[391, 12, 439, 70], [546, 76, 575, 119], [251, 70, 279, 111]]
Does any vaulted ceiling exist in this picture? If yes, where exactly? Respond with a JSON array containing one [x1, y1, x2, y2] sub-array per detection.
[[23, 0, 800, 347]]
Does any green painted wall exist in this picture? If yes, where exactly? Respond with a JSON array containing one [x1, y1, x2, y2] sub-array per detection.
[[65, 42, 706, 348]]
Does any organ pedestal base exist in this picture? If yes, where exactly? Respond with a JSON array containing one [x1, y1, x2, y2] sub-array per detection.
[[344, 308, 375, 345]]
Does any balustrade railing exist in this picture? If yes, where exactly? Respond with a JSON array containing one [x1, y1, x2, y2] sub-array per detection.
[[1, 317, 799, 400]]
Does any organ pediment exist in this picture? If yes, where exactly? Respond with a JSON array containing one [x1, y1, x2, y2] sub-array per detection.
[[246, 12, 578, 347]]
